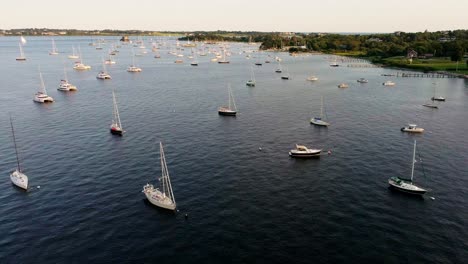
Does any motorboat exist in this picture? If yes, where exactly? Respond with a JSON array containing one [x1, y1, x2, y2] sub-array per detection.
[[97, 71, 112, 80], [307, 76, 318, 81], [357, 78, 368, 83], [338, 83, 349, 88], [383, 81, 395, 86], [289, 144, 322, 158], [401, 124, 424, 133]]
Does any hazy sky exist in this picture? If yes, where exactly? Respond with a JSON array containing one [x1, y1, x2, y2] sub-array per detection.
[[2, 0, 467, 32]]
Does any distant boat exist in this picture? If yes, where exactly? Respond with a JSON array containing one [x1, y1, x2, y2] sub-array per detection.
[[110, 89, 123, 136], [190, 51, 199, 66], [338, 83, 348, 88], [357, 78, 368, 83], [142, 142, 177, 210], [68, 46, 79, 59], [330, 59, 339, 67], [218, 49, 230, 64], [34, 71, 54, 103], [281, 66, 290, 80], [430, 83, 445, 101], [73, 46, 91, 70], [9, 116, 28, 190], [97, 60, 112, 80], [401, 124, 424, 133], [58, 67, 77, 91], [388, 140, 427, 195], [246, 66, 256, 87], [218, 84, 237, 116], [127, 50, 142, 72], [289, 144, 321, 158], [383, 80, 395, 86], [16, 41, 26, 61], [49, 39, 59, 55], [306, 75, 318, 81], [275, 60, 282, 73], [310, 96, 330, 126]]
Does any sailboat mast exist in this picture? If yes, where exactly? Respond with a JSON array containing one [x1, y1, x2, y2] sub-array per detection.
[[112, 90, 122, 128], [160, 142, 176, 203], [320, 96, 324, 118], [410, 140, 417, 182], [228, 85, 231, 109], [39, 71, 47, 94], [9, 116, 22, 172], [19, 43, 24, 57], [160, 142, 166, 196]]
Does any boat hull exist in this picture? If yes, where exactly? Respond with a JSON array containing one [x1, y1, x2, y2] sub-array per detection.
[[281, 76, 290, 80], [310, 119, 329, 126], [10, 170, 28, 190], [16, 57, 26, 61], [431, 97, 445, 102], [143, 185, 176, 210], [401, 127, 424, 133], [289, 152, 321, 158], [110, 128, 123, 136], [388, 180, 426, 195], [218, 110, 237, 116]]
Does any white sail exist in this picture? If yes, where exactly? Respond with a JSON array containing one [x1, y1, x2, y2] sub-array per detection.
[[20, 36, 27, 45]]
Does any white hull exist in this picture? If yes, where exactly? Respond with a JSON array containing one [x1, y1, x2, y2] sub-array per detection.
[[34, 94, 54, 103], [10, 170, 28, 190], [143, 184, 176, 210], [310, 118, 329, 126]]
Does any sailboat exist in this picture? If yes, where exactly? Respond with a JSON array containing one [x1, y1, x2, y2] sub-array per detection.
[[49, 39, 59, 55], [218, 49, 230, 64], [218, 84, 237, 116], [310, 96, 330, 126], [73, 46, 91, 70], [16, 42, 26, 61], [430, 83, 445, 102], [246, 66, 256, 87], [275, 60, 282, 73], [34, 71, 54, 103], [127, 50, 142, 72], [9, 116, 29, 190], [97, 59, 112, 80], [190, 50, 199, 66], [68, 46, 79, 59], [110, 89, 123, 135], [388, 140, 427, 195], [281, 66, 290, 80], [142, 142, 177, 210], [58, 67, 77, 91]]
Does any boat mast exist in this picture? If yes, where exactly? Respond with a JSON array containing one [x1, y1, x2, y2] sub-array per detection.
[[160, 142, 175, 203], [112, 90, 122, 128], [320, 96, 324, 118], [9, 116, 22, 172], [410, 140, 417, 183], [19, 42, 24, 57], [39, 71, 47, 94]]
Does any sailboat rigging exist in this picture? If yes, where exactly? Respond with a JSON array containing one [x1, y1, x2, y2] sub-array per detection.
[[9, 116, 29, 190]]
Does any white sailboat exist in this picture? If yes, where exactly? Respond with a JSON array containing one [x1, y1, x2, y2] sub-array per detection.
[[49, 39, 59, 55], [110, 89, 123, 135], [58, 67, 77, 91], [218, 49, 230, 64], [281, 66, 290, 80], [16, 40, 27, 61], [310, 96, 330, 126], [218, 84, 237, 116], [34, 71, 54, 103], [68, 46, 79, 59], [9, 116, 29, 190], [97, 59, 112, 80], [142, 142, 177, 210], [73, 46, 91, 70], [275, 60, 282, 73], [430, 83, 445, 102], [246, 66, 256, 87], [127, 50, 142, 72], [388, 140, 427, 195]]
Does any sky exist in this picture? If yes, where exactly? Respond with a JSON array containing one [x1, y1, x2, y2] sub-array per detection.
[[2, 0, 467, 33]]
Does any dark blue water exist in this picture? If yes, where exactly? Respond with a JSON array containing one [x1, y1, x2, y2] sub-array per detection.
[[0, 36, 467, 263]]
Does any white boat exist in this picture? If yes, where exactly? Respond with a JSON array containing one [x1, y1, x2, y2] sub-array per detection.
[[246, 66, 256, 87], [357, 78, 368, 83], [307, 75, 318, 81], [383, 80, 395, 86], [330, 59, 339, 67], [218, 49, 230, 64], [190, 51, 198, 66], [97, 60, 112, 80], [110, 89, 123, 136], [9, 116, 28, 190], [289, 144, 322, 158], [218, 84, 237, 116], [68, 46, 79, 59], [127, 51, 142, 72], [310, 96, 330, 126], [49, 39, 59, 55], [34, 71, 54, 103], [401, 124, 424, 133], [430, 83, 445, 101], [16, 41, 26, 61], [338, 83, 349, 88], [73, 46, 91, 70], [275, 60, 282, 73], [58, 67, 77, 91], [142, 142, 177, 210], [388, 140, 427, 195]]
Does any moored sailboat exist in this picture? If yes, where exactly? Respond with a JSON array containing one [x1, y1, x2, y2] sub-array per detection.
[[110, 89, 123, 135], [9, 116, 29, 190], [142, 142, 177, 210], [34, 71, 54, 103], [388, 140, 427, 195], [310, 96, 330, 126], [218, 84, 237, 116]]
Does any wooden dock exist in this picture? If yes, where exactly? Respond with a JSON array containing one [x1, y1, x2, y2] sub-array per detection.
[[396, 72, 458, 78]]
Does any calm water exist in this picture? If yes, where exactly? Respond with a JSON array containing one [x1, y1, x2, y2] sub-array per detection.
[[0, 36, 467, 263]]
